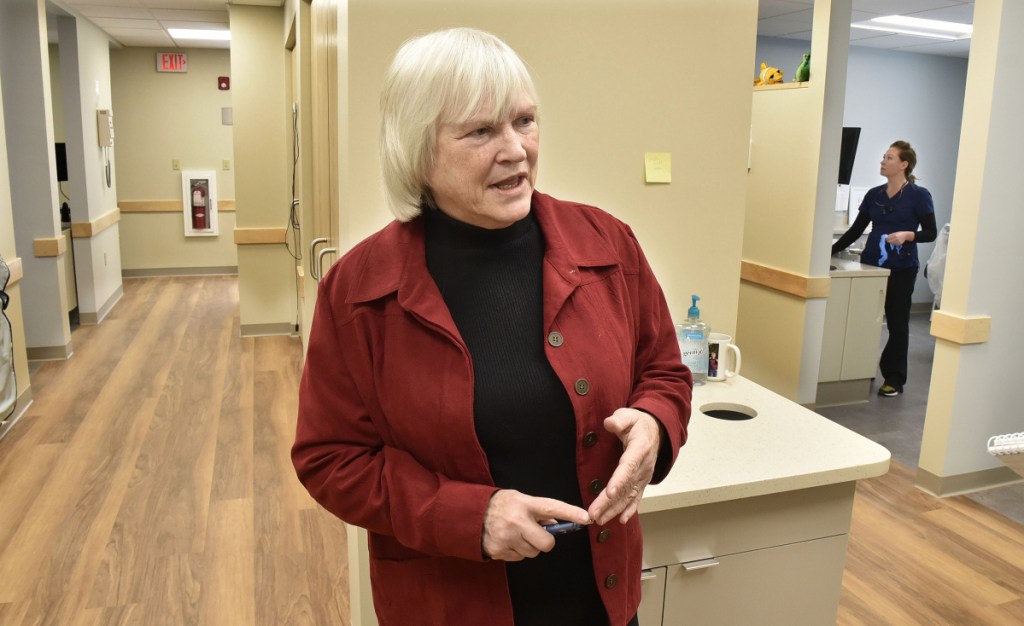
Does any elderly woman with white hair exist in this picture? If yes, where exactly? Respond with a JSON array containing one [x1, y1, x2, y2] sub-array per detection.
[[293, 28, 692, 626]]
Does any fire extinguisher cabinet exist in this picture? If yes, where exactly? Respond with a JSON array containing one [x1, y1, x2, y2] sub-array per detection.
[[181, 170, 218, 237]]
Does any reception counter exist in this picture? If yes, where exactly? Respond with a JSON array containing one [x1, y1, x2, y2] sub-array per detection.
[[637, 375, 890, 625], [345, 376, 891, 625]]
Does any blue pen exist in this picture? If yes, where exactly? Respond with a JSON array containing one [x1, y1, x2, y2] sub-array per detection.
[[543, 521, 586, 535]]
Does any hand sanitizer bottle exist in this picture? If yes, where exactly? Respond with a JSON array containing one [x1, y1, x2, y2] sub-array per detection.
[[677, 295, 710, 384]]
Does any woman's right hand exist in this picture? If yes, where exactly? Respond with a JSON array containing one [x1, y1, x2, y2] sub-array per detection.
[[481, 490, 591, 561]]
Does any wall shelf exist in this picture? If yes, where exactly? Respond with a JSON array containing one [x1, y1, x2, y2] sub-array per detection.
[[753, 81, 809, 92]]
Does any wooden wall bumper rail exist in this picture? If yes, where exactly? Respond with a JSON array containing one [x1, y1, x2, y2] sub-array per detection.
[[930, 310, 991, 345], [33, 236, 66, 258], [234, 227, 287, 245], [740, 260, 831, 299], [120, 200, 236, 213], [70, 208, 120, 238]]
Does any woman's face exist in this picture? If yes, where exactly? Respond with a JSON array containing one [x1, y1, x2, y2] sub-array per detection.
[[427, 96, 539, 229], [880, 147, 907, 179]]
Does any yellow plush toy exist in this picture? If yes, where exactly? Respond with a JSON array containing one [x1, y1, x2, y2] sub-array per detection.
[[753, 62, 784, 86]]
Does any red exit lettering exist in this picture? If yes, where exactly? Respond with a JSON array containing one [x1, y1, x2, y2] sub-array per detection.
[[156, 53, 188, 73]]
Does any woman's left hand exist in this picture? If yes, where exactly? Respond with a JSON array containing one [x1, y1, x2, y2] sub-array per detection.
[[587, 408, 661, 526], [887, 231, 915, 245]]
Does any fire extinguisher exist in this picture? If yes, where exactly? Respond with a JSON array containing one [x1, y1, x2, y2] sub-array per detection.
[[191, 183, 208, 230]]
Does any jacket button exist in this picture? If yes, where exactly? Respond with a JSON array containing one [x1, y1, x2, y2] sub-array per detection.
[[547, 331, 564, 347], [597, 528, 611, 543], [588, 479, 604, 495], [605, 574, 618, 589], [582, 431, 598, 447], [574, 378, 590, 395]]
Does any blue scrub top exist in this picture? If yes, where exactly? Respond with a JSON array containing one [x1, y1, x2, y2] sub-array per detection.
[[858, 182, 935, 270]]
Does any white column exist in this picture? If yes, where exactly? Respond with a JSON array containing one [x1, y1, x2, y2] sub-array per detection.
[[918, 0, 1024, 494]]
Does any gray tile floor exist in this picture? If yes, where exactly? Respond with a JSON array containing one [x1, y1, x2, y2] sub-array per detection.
[[815, 310, 1024, 525]]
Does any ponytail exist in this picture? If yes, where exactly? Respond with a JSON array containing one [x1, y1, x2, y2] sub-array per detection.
[[890, 140, 917, 183]]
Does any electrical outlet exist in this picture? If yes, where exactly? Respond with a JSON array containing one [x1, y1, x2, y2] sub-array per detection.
[[172, 159, 181, 171], [222, 159, 231, 171]]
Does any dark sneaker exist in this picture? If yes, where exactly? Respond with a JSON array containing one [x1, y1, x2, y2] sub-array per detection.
[[878, 384, 901, 397]]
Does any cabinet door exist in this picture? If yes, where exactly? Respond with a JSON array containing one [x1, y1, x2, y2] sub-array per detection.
[[638, 566, 666, 626], [660, 535, 848, 626], [818, 277, 851, 382], [840, 276, 887, 380]]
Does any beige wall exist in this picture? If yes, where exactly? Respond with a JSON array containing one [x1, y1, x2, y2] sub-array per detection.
[[230, 5, 295, 333], [0, 68, 31, 405], [49, 44, 64, 142], [119, 212, 238, 271], [56, 14, 122, 319], [111, 47, 236, 271], [1, 0, 71, 354], [736, 0, 851, 403], [339, 0, 760, 333]]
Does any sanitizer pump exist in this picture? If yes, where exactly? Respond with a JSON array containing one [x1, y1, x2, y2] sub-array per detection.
[[677, 295, 710, 384]]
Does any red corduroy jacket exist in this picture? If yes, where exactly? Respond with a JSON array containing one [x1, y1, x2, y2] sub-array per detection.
[[292, 191, 692, 626]]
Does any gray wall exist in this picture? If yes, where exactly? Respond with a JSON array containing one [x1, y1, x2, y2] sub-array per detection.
[[756, 36, 968, 304]]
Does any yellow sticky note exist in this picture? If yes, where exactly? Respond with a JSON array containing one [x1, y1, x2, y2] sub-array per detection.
[[644, 152, 672, 184]]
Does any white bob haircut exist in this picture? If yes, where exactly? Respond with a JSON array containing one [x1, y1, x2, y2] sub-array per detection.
[[379, 28, 539, 222]]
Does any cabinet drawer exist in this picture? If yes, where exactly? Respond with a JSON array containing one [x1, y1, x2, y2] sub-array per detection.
[[640, 482, 854, 569], [638, 566, 666, 626], [660, 534, 849, 625]]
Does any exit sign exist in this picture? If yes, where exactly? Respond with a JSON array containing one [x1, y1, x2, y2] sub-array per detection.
[[156, 52, 188, 73]]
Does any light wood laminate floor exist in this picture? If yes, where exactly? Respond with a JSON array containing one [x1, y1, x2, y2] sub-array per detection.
[[0, 276, 347, 626], [0, 276, 1021, 625]]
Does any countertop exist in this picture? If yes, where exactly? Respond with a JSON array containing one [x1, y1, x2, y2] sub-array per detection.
[[640, 375, 890, 513], [828, 256, 890, 278]]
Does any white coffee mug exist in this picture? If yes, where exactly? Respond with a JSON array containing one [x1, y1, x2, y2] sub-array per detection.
[[707, 333, 741, 382]]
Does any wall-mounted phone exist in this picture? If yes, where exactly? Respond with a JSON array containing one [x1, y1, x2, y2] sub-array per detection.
[[97, 109, 114, 187], [97, 109, 114, 147]]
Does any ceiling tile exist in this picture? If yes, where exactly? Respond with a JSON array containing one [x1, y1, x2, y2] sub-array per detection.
[[148, 9, 228, 23], [896, 39, 972, 57], [910, 4, 974, 23], [758, 0, 813, 20], [758, 9, 814, 38], [91, 17, 163, 30], [104, 27, 176, 47], [69, 0, 142, 5], [158, 20, 231, 31], [140, 0, 231, 9], [853, 0, 965, 19], [73, 6, 154, 19]]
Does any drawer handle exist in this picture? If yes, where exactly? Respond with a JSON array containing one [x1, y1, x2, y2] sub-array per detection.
[[682, 558, 720, 572], [640, 569, 658, 582]]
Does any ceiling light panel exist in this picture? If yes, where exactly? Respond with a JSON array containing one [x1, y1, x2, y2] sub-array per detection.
[[872, 15, 972, 34], [167, 28, 230, 41]]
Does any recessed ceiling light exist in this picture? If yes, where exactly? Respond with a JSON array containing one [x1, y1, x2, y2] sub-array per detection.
[[168, 28, 231, 41], [851, 15, 972, 41], [872, 15, 972, 35]]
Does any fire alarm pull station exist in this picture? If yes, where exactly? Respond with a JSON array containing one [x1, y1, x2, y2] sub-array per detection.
[[218, 76, 230, 90]]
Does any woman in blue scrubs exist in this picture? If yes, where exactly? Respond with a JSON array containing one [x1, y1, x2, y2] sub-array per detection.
[[832, 140, 937, 397]]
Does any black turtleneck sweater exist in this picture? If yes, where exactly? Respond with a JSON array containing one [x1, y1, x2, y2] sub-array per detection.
[[424, 208, 607, 626]]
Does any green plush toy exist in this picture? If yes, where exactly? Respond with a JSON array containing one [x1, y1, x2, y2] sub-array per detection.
[[795, 51, 810, 82]]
